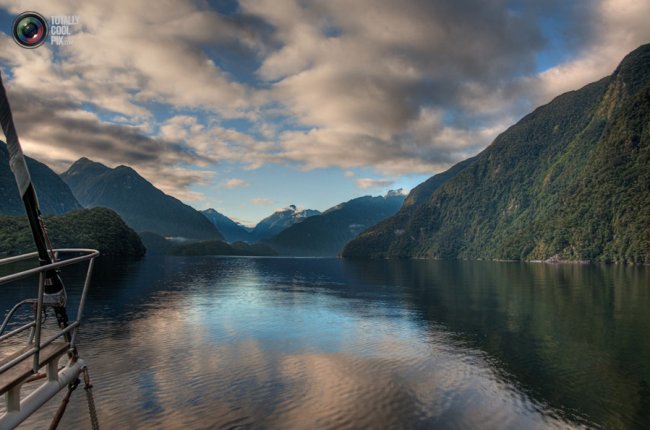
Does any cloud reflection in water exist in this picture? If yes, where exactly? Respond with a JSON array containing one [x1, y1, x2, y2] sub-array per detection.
[[14, 257, 621, 429]]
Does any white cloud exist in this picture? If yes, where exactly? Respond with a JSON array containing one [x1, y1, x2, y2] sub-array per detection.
[[225, 178, 250, 189], [136, 165, 214, 202], [0, 0, 648, 204], [0, 0, 261, 116], [0, 0, 275, 202], [157, 115, 274, 168], [532, 0, 650, 105], [356, 178, 393, 190], [250, 198, 274, 206], [240, 0, 600, 174]]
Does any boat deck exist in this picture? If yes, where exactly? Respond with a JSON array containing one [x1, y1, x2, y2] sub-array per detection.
[[0, 342, 70, 396]]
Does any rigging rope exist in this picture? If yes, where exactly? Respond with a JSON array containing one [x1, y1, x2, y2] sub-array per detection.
[[47, 367, 100, 430], [48, 378, 79, 430], [83, 367, 100, 430]]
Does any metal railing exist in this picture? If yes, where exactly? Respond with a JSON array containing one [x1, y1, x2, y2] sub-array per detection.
[[0, 249, 99, 375]]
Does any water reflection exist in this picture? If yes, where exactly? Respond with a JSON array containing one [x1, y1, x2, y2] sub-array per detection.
[[343, 260, 650, 429], [4, 257, 648, 429]]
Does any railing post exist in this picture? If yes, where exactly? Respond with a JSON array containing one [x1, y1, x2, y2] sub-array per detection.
[[1, 249, 100, 429], [7, 386, 21, 412], [70, 257, 96, 349], [32, 271, 45, 373]]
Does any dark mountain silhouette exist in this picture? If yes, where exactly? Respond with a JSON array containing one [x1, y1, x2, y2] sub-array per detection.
[[0, 207, 145, 257], [0, 141, 81, 215], [61, 158, 222, 240], [138, 230, 276, 257]]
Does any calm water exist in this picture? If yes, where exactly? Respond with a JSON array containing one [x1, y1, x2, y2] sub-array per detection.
[[2, 257, 650, 429]]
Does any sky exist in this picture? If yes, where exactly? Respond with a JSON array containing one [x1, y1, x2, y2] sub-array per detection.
[[0, 0, 648, 226]]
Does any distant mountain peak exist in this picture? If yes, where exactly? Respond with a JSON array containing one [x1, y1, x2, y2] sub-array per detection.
[[275, 204, 302, 214], [69, 157, 108, 168], [67, 157, 109, 172], [266, 193, 406, 256], [386, 188, 407, 198], [252, 205, 320, 240], [201, 208, 253, 243]]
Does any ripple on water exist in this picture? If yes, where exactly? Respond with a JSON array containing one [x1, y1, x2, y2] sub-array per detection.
[[8, 257, 648, 429]]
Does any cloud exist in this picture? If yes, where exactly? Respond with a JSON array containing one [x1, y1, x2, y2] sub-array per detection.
[[0, 0, 647, 205], [0, 0, 266, 116], [225, 178, 250, 189], [157, 115, 276, 169], [240, 0, 606, 173], [532, 0, 650, 105], [278, 118, 496, 175], [250, 198, 274, 206], [0, 29, 266, 200], [356, 178, 394, 190], [0, 0, 273, 201], [0, 66, 208, 200]]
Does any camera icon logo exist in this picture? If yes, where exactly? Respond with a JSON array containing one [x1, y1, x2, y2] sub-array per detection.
[[12, 11, 48, 49]]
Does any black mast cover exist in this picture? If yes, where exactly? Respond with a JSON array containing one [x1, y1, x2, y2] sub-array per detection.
[[0, 71, 69, 330]]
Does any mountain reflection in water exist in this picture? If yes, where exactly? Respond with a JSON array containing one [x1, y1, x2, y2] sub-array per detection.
[[3, 257, 648, 429]]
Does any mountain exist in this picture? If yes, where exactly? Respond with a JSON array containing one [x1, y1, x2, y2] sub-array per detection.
[[169, 240, 277, 257], [252, 205, 320, 240], [343, 44, 650, 264], [139, 231, 276, 256], [0, 207, 145, 257], [0, 142, 81, 215], [201, 208, 254, 243], [341, 159, 477, 258], [138, 231, 174, 255], [61, 158, 223, 240], [265, 191, 406, 256], [203, 205, 322, 243]]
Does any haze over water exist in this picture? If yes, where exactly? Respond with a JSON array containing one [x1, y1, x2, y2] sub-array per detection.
[[4, 257, 650, 429]]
